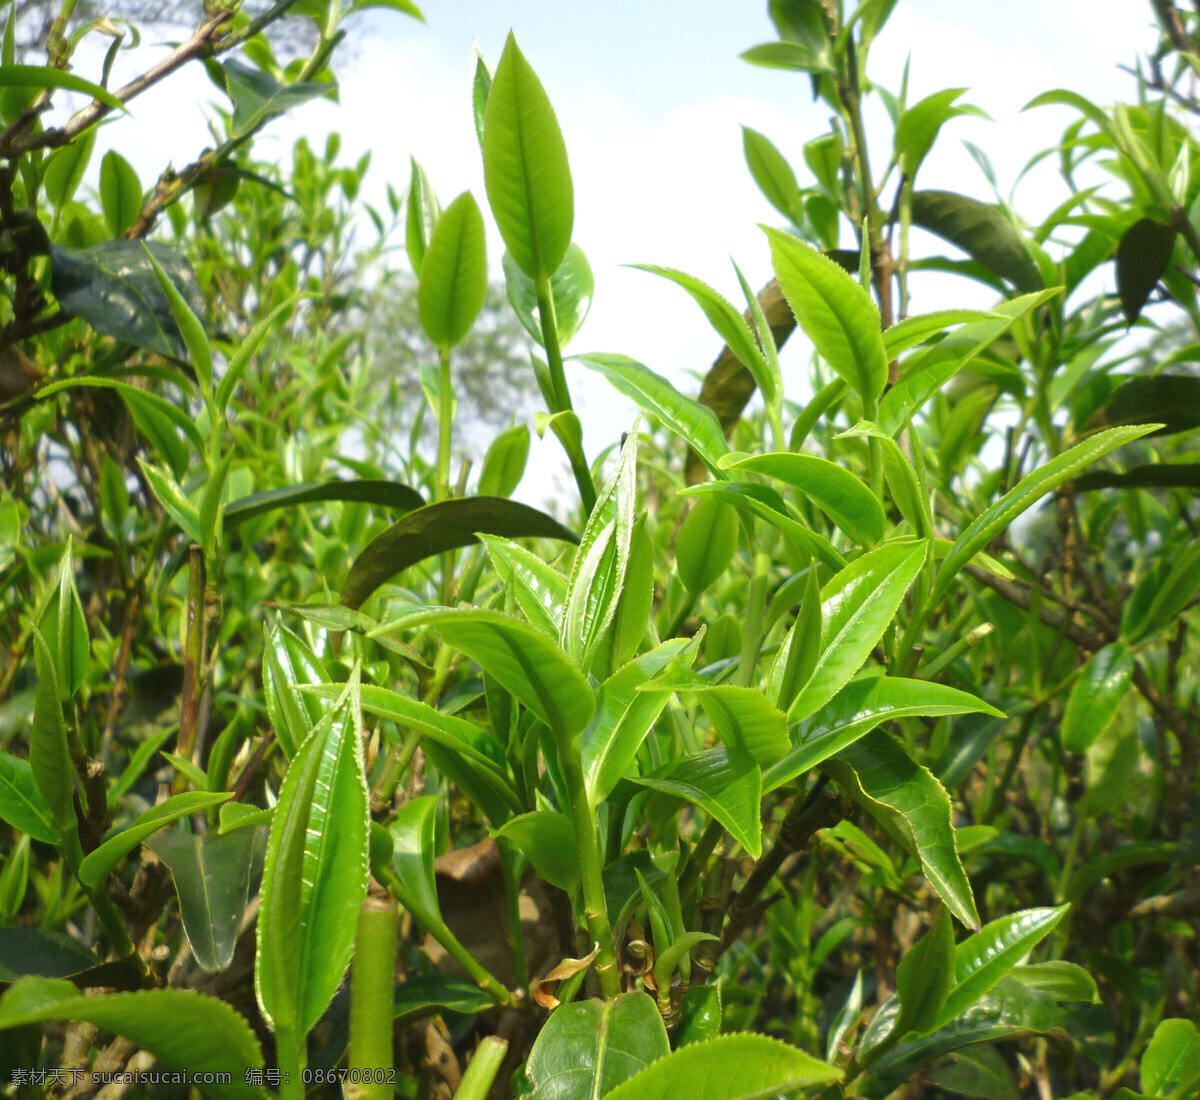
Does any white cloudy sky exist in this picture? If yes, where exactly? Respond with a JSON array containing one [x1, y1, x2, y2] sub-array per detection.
[[78, 0, 1161, 504]]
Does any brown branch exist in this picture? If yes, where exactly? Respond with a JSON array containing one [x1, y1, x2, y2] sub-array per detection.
[[0, 12, 234, 157]]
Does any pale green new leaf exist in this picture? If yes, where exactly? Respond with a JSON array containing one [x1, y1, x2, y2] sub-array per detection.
[[931, 425, 1158, 604], [30, 630, 74, 835], [483, 32, 573, 283], [765, 226, 888, 404], [765, 676, 1002, 792], [603, 1033, 840, 1100], [561, 427, 638, 671], [724, 451, 885, 545], [255, 674, 369, 1035], [479, 533, 566, 635], [418, 191, 488, 350], [790, 540, 928, 722], [576, 354, 729, 476], [388, 795, 443, 932]]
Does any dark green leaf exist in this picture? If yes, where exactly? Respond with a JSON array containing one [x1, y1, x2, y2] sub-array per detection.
[[341, 497, 577, 610], [0, 928, 100, 982], [225, 479, 424, 527], [146, 828, 257, 972], [910, 190, 1042, 292], [1066, 463, 1200, 492], [676, 983, 723, 1046], [1084, 375, 1200, 439], [1116, 217, 1177, 325], [393, 974, 494, 1026], [825, 730, 979, 928], [895, 905, 955, 1037], [49, 240, 205, 359], [1062, 643, 1133, 752], [79, 791, 231, 889], [222, 58, 330, 140]]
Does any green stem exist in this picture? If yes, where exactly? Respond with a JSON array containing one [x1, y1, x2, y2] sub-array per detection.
[[347, 893, 398, 1100], [437, 343, 453, 500], [678, 818, 724, 904], [377, 868, 512, 1005], [497, 837, 530, 989], [560, 747, 621, 998], [733, 527, 772, 689], [275, 1023, 305, 1100], [454, 1037, 508, 1100]]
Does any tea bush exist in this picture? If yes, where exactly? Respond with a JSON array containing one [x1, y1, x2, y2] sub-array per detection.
[[1, 2, 1199, 1098]]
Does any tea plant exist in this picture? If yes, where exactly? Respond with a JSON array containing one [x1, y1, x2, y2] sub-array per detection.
[[1, 1, 1199, 1099]]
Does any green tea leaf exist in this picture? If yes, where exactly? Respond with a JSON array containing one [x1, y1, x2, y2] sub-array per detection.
[[742, 125, 801, 223], [524, 993, 668, 1099], [583, 638, 698, 806], [910, 190, 1042, 292], [825, 730, 979, 928], [724, 452, 885, 546], [79, 791, 231, 889], [418, 191, 488, 349], [478, 424, 531, 498], [561, 428, 638, 672], [895, 89, 987, 180], [494, 810, 578, 892], [504, 243, 594, 348], [577, 354, 730, 477], [765, 676, 1001, 792], [405, 157, 441, 277], [680, 481, 844, 571], [1141, 1018, 1200, 1100], [1010, 961, 1099, 1003], [676, 497, 739, 594], [43, 128, 96, 209], [30, 630, 74, 835], [400, 609, 593, 741], [0, 927, 100, 982], [790, 540, 927, 722], [603, 1033, 839, 1100], [690, 685, 789, 765], [931, 426, 1156, 604], [1062, 643, 1133, 753], [388, 795, 444, 933], [50, 240, 204, 360], [633, 265, 774, 405], [483, 32, 573, 283], [255, 674, 369, 1035], [764, 226, 888, 404], [341, 497, 577, 610], [262, 621, 334, 761], [225, 479, 423, 528], [895, 905, 955, 1037], [222, 58, 330, 141], [934, 906, 1067, 1027], [99, 150, 143, 236], [479, 533, 567, 636], [1116, 217, 1177, 325], [0, 977, 266, 1100], [0, 63, 124, 108], [0, 752, 57, 843], [1085, 374, 1200, 439], [146, 828, 258, 972], [632, 747, 762, 858]]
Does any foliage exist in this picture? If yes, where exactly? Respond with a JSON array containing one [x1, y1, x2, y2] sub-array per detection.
[[0, 1, 1199, 1099]]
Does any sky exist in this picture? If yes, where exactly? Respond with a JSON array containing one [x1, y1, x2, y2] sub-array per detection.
[[75, 0, 1163, 505]]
